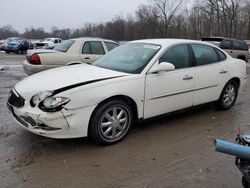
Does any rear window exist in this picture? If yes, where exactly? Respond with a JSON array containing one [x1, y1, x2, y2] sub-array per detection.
[[215, 48, 227, 61], [191, 44, 219, 66], [232, 40, 248, 51], [54, 40, 74, 52], [105, 42, 119, 51]]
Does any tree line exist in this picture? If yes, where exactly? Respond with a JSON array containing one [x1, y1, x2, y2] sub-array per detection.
[[1, 0, 250, 41]]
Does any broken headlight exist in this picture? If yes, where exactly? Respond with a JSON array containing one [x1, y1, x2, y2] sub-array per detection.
[[39, 96, 70, 112], [30, 90, 53, 107]]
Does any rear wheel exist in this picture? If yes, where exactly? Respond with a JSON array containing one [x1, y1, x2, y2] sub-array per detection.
[[89, 99, 133, 145], [216, 80, 238, 110], [242, 176, 250, 188]]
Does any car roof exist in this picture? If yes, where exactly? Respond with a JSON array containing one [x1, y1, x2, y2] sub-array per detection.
[[129, 38, 212, 48], [201, 37, 246, 43], [71, 37, 118, 43]]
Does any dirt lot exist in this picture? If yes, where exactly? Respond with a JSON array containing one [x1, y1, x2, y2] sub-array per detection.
[[0, 52, 250, 188]]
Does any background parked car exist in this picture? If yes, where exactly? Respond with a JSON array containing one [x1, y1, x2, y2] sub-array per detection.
[[1, 37, 20, 52], [23, 37, 119, 75], [34, 38, 62, 49], [201, 37, 249, 62], [5, 38, 31, 54]]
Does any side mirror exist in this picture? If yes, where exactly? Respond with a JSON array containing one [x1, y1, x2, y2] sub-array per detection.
[[149, 62, 175, 74]]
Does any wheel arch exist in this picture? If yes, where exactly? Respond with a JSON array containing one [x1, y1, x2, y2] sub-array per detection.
[[88, 95, 138, 136], [229, 77, 240, 89], [237, 55, 246, 61], [66, 61, 82, 66]]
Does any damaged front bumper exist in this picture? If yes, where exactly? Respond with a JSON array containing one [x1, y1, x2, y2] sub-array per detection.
[[7, 102, 74, 138]]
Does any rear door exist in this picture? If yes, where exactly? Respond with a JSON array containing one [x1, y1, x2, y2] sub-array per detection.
[[80, 41, 105, 64], [191, 44, 229, 105]]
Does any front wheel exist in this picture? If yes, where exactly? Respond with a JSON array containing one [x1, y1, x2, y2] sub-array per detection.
[[89, 99, 133, 145], [216, 80, 238, 110]]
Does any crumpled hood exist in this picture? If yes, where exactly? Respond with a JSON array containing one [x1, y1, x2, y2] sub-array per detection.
[[15, 64, 128, 98]]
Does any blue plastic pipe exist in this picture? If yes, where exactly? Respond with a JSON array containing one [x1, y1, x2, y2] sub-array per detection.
[[214, 139, 250, 160]]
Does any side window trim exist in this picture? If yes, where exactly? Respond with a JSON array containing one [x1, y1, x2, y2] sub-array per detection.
[[187, 44, 196, 67]]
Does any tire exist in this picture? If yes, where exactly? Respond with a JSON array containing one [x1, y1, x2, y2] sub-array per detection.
[[89, 99, 133, 145], [216, 80, 238, 110], [5, 51, 10, 53], [242, 176, 250, 188], [237, 55, 246, 62], [17, 50, 22, 54]]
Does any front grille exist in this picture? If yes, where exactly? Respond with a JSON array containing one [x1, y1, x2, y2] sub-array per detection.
[[8, 89, 25, 108]]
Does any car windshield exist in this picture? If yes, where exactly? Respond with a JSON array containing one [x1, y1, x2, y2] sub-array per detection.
[[44, 38, 53, 42], [54, 40, 74, 52], [94, 43, 161, 74], [6, 37, 20, 43]]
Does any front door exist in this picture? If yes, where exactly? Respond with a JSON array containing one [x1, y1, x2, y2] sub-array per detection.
[[144, 44, 195, 118]]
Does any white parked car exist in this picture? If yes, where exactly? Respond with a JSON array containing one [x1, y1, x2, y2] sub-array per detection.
[[23, 37, 119, 75], [35, 38, 62, 49], [8, 39, 247, 145]]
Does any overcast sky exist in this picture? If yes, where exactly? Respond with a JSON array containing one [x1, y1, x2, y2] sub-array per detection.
[[1, 0, 193, 32], [1, 0, 148, 32]]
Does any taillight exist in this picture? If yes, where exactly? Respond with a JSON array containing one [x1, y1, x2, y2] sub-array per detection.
[[30, 54, 41, 65]]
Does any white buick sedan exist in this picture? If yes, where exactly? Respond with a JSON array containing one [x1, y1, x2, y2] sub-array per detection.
[[8, 39, 247, 145]]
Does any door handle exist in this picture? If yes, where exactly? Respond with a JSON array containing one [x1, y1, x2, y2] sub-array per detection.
[[183, 75, 193, 80], [219, 70, 228, 74], [84, 57, 90, 60]]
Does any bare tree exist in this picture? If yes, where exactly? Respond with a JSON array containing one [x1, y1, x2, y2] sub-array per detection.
[[148, 0, 183, 36]]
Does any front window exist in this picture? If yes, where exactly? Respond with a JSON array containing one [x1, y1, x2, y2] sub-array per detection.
[[94, 43, 161, 74], [54, 40, 74, 52], [220, 40, 232, 49], [159, 44, 192, 69], [233, 40, 248, 51]]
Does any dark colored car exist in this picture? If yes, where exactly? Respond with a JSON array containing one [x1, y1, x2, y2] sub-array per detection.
[[201, 37, 249, 62], [5, 38, 30, 54]]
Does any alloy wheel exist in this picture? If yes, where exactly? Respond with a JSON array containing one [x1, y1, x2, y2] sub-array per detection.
[[99, 105, 130, 142], [223, 84, 236, 107]]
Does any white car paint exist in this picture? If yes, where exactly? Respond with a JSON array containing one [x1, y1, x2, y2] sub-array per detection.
[[35, 38, 62, 49], [8, 39, 247, 141]]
